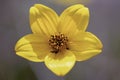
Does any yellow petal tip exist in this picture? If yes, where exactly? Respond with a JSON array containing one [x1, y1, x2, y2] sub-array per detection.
[[44, 51, 76, 76]]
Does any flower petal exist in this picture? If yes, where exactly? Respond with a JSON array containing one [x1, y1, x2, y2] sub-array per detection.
[[69, 32, 103, 61], [15, 34, 50, 62], [45, 50, 76, 76], [72, 50, 102, 61], [59, 4, 89, 31], [30, 4, 58, 36], [58, 16, 79, 38]]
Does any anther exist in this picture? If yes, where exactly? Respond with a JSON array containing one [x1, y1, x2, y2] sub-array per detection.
[[48, 34, 69, 54]]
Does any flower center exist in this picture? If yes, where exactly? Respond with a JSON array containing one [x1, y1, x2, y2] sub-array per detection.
[[49, 34, 69, 54]]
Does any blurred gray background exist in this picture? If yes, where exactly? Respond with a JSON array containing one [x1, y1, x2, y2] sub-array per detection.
[[0, 0, 120, 80]]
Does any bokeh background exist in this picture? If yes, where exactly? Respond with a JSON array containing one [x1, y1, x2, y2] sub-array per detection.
[[0, 0, 120, 80]]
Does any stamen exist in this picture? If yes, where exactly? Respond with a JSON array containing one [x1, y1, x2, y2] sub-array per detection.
[[49, 34, 69, 54]]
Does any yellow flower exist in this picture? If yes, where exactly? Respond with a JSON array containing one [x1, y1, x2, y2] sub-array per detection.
[[15, 4, 103, 76]]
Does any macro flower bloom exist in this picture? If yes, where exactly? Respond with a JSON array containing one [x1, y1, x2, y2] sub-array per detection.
[[15, 4, 103, 76]]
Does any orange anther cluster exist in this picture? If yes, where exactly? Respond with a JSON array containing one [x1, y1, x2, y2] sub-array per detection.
[[49, 34, 69, 53]]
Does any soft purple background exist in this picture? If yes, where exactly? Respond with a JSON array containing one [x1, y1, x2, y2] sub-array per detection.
[[0, 0, 120, 80]]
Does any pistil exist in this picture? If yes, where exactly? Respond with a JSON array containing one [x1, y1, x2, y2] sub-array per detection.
[[49, 34, 69, 54]]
